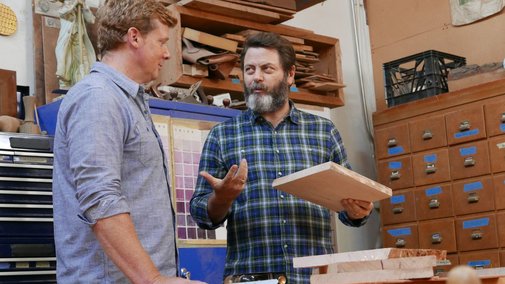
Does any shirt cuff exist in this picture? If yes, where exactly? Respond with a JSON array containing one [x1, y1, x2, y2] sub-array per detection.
[[78, 196, 130, 225]]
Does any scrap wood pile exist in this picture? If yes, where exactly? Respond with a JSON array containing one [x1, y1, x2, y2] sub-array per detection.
[[174, 0, 343, 92], [293, 248, 448, 284]]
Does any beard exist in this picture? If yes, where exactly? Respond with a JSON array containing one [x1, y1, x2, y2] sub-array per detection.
[[244, 78, 290, 114]]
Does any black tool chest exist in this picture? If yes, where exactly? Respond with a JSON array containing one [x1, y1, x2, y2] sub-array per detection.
[[0, 133, 56, 283]]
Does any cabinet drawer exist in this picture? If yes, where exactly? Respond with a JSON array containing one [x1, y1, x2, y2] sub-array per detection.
[[434, 253, 459, 275], [409, 115, 447, 152], [380, 189, 416, 225], [494, 173, 505, 210], [459, 250, 500, 269], [412, 148, 450, 186], [382, 223, 419, 249], [456, 213, 498, 252], [449, 140, 490, 180], [418, 218, 457, 253], [446, 105, 486, 145], [452, 176, 495, 216], [415, 184, 454, 221], [377, 156, 414, 190], [484, 99, 505, 137], [488, 135, 505, 173], [496, 211, 505, 248], [375, 124, 411, 159]]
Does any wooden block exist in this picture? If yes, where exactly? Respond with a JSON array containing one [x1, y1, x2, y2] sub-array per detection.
[[293, 248, 446, 268], [223, 33, 246, 44], [299, 81, 345, 92], [311, 267, 435, 284], [329, 260, 383, 273], [182, 64, 209, 77], [182, 27, 238, 52], [177, 0, 283, 24], [0, 69, 17, 117], [382, 255, 437, 270], [272, 161, 392, 213]]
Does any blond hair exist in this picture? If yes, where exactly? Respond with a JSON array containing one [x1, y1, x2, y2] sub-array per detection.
[[96, 0, 177, 56]]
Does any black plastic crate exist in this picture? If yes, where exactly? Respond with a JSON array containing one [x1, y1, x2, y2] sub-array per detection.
[[384, 50, 466, 107]]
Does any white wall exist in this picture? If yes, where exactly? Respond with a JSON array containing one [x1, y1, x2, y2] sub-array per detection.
[[286, 1, 381, 252], [0, 0, 34, 91]]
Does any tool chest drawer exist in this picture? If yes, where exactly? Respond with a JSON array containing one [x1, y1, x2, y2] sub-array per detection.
[[375, 123, 411, 159], [459, 250, 500, 269], [414, 184, 454, 220], [380, 189, 416, 225], [418, 218, 457, 253], [484, 99, 505, 137], [412, 148, 450, 186], [382, 223, 419, 249], [455, 213, 498, 252], [445, 104, 486, 145], [377, 155, 414, 190], [449, 140, 490, 180], [452, 176, 495, 216]]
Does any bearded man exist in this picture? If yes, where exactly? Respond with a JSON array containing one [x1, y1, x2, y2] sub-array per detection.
[[190, 32, 373, 283]]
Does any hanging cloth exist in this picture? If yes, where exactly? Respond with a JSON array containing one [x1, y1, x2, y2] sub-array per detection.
[[450, 0, 505, 26], [55, 0, 96, 88]]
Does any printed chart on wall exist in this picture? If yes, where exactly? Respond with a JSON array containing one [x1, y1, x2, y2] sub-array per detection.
[[153, 115, 226, 241]]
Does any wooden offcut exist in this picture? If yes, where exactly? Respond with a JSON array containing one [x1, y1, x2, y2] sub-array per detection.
[[182, 27, 239, 52], [272, 161, 392, 212]]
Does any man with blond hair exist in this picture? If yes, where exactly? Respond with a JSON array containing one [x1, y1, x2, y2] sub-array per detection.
[[53, 0, 204, 283]]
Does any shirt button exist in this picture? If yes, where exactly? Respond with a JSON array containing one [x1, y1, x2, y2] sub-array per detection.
[[284, 244, 288, 249], [280, 194, 284, 199], [282, 219, 286, 224], [275, 149, 280, 154], [278, 172, 282, 176]]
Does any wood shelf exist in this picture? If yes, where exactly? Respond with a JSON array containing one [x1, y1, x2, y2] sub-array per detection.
[[156, 4, 345, 109]]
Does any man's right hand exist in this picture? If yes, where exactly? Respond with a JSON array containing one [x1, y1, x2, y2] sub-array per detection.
[[200, 159, 248, 224]]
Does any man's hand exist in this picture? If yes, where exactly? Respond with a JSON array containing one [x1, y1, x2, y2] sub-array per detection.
[[152, 275, 207, 284], [341, 199, 373, 220], [200, 159, 248, 224]]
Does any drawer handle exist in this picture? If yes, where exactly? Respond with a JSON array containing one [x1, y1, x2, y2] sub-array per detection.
[[463, 156, 476, 167], [467, 192, 479, 203], [422, 130, 433, 140], [180, 268, 191, 280], [429, 198, 440, 209], [431, 233, 443, 244], [387, 138, 397, 147], [459, 120, 471, 131], [471, 231, 483, 240], [390, 171, 401, 180], [501, 113, 505, 123], [392, 207, 404, 214], [425, 163, 437, 174], [395, 238, 406, 248]]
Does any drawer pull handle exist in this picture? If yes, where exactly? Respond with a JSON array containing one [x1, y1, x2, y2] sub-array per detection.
[[459, 120, 471, 131], [471, 231, 483, 240], [501, 113, 505, 123], [425, 163, 437, 174], [387, 138, 397, 147], [463, 156, 476, 167], [390, 171, 401, 180], [429, 199, 440, 209], [467, 192, 479, 203], [431, 233, 443, 244], [392, 207, 404, 214], [395, 238, 406, 248], [422, 130, 433, 140], [180, 268, 191, 280]]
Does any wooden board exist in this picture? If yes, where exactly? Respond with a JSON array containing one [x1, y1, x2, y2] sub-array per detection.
[[178, 0, 283, 24], [311, 267, 435, 284], [272, 161, 392, 212], [293, 248, 446, 268], [0, 69, 17, 117], [182, 27, 239, 52]]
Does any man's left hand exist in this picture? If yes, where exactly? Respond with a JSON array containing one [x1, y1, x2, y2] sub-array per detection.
[[341, 199, 373, 220]]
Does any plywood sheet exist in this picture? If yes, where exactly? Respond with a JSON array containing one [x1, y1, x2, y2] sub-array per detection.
[[272, 161, 392, 212]]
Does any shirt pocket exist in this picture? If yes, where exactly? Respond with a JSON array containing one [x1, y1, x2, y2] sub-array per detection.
[[136, 123, 162, 167]]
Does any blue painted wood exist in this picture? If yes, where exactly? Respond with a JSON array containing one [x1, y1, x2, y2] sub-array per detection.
[[179, 247, 226, 284], [149, 98, 241, 122]]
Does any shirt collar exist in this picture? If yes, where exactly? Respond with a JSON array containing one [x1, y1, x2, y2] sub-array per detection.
[[90, 62, 143, 99], [245, 100, 300, 125]]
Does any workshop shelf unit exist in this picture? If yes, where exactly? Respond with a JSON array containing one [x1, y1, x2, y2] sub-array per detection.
[[374, 78, 505, 274], [0, 133, 55, 283], [157, 4, 345, 109]]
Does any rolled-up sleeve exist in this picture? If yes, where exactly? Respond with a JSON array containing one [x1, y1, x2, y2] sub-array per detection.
[[61, 87, 132, 225]]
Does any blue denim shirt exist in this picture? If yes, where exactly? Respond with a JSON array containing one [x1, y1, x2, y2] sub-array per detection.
[[52, 62, 176, 283]]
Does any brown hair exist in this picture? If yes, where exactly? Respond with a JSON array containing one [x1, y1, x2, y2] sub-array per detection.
[[240, 32, 295, 75], [96, 0, 177, 56]]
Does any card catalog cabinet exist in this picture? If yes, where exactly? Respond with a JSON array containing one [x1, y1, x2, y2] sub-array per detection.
[[374, 78, 505, 269]]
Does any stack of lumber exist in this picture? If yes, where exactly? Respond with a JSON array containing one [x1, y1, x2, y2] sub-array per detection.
[[293, 248, 447, 284], [447, 62, 505, 92]]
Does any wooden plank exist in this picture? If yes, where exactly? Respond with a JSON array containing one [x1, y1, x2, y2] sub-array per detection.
[[294, 248, 446, 268], [272, 161, 392, 213], [311, 267, 435, 284], [237, 29, 305, 45], [0, 69, 17, 117], [224, 0, 296, 15], [178, 0, 282, 24], [182, 27, 239, 52]]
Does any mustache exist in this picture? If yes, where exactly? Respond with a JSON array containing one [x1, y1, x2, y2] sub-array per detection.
[[250, 82, 268, 91]]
